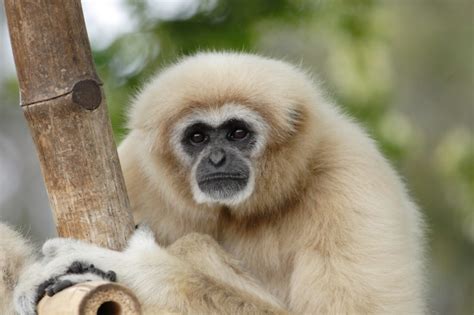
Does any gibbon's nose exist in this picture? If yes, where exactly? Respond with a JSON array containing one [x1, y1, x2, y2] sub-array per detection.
[[209, 148, 226, 167]]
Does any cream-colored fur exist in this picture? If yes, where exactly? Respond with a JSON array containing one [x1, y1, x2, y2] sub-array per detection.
[[119, 52, 426, 313], [1, 52, 425, 314], [0, 224, 35, 315]]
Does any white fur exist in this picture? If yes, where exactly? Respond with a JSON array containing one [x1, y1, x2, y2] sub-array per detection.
[[0, 224, 35, 315], [11, 227, 185, 314]]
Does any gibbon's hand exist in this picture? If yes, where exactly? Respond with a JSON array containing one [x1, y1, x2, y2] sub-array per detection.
[[13, 226, 161, 315], [34, 261, 117, 302]]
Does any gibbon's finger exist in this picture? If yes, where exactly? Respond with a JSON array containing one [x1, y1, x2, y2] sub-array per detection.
[[45, 279, 74, 297]]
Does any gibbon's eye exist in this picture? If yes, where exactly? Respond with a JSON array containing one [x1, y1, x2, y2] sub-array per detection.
[[228, 128, 248, 141], [190, 132, 207, 144]]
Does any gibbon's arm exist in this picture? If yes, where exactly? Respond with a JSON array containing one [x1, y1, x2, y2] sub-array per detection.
[[14, 227, 287, 315], [0, 223, 36, 315]]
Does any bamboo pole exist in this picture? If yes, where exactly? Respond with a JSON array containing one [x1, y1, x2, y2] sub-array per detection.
[[37, 281, 141, 315], [5, 1, 140, 313]]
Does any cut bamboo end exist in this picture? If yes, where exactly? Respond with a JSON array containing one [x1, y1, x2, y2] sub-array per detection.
[[37, 281, 141, 315]]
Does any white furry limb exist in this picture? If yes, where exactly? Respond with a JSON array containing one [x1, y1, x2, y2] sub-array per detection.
[[0, 223, 36, 315], [11, 226, 285, 315]]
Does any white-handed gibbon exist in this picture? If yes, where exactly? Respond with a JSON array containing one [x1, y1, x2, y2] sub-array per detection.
[[1, 52, 425, 314]]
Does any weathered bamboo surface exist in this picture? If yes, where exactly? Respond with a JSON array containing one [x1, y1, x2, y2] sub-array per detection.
[[5, 0, 140, 314], [5, 0, 134, 250]]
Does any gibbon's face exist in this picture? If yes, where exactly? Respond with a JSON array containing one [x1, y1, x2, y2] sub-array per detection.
[[130, 52, 319, 211], [171, 104, 269, 206]]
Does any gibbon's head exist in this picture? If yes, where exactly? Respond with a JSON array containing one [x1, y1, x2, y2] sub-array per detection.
[[128, 52, 331, 217]]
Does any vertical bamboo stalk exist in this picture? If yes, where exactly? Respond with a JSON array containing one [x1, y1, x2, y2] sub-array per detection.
[[5, 0, 140, 313], [5, 0, 133, 250]]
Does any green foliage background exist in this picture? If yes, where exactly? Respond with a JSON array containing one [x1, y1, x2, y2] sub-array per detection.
[[0, 0, 472, 314]]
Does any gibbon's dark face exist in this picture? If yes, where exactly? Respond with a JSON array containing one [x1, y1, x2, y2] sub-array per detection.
[[181, 118, 257, 203]]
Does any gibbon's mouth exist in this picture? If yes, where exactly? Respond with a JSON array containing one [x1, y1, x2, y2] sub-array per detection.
[[197, 172, 249, 199], [199, 172, 248, 183]]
